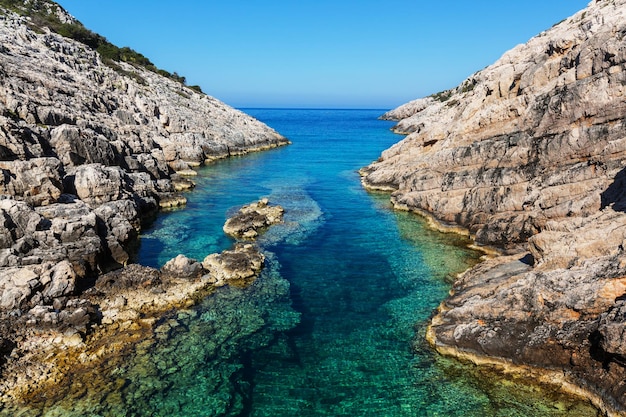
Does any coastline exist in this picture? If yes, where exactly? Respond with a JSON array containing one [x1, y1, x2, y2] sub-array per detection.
[[0, 199, 285, 414], [425, 323, 616, 417], [357, 2, 626, 415], [362, 174, 617, 416]]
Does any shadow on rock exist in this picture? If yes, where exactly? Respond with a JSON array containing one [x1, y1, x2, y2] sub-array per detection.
[[601, 167, 626, 212]]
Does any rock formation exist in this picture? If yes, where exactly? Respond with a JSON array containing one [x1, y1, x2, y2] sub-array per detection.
[[0, 199, 278, 411], [0, 0, 289, 404], [362, 0, 626, 414], [223, 198, 285, 239], [0, 3, 288, 308]]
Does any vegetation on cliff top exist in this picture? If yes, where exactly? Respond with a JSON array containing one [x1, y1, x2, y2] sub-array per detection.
[[0, 0, 203, 93]]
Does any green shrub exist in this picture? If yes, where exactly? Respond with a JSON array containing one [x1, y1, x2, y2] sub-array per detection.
[[430, 90, 453, 102], [0, 0, 200, 91]]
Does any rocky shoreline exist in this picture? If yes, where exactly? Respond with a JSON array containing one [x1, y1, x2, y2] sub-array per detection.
[[0, 2, 291, 412], [361, 0, 626, 415], [0, 198, 284, 412]]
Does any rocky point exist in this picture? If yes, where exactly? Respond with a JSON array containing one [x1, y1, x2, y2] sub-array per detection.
[[362, 0, 626, 414], [0, 0, 289, 407]]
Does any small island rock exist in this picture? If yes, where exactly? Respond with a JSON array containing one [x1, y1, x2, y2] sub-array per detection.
[[223, 198, 284, 239]]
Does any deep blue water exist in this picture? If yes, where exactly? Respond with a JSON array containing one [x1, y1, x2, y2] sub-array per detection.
[[10, 110, 593, 417]]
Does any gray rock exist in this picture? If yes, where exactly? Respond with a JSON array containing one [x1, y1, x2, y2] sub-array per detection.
[[202, 244, 265, 286], [366, 0, 626, 413], [0, 3, 291, 405], [0, 158, 63, 206], [49, 125, 121, 167], [223, 198, 284, 239], [41, 260, 76, 300], [161, 254, 205, 279], [72, 164, 130, 207], [598, 301, 626, 358]]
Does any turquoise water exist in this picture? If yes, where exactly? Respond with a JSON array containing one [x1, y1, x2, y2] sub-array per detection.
[[130, 109, 597, 416], [8, 110, 596, 416]]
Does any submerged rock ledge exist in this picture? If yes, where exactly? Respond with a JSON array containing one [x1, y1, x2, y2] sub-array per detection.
[[0, 199, 278, 410], [363, 0, 626, 415], [0, 1, 290, 410]]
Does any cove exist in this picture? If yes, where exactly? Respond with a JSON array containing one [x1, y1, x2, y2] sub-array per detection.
[[131, 109, 597, 416]]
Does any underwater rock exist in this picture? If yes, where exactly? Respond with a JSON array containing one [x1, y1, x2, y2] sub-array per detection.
[[364, 0, 626, 414], [223, 198, 284, 239]]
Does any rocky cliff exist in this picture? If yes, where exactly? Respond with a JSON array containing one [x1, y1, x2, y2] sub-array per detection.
[[362, 0, 626, 414], [0, 0, 289, 398], [0, 4, 288, 289]]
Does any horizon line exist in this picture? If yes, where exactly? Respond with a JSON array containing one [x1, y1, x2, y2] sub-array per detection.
[[237, 107, 393, 111]]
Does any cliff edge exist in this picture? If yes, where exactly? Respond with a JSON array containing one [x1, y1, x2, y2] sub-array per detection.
[[362, 0, 626, 414], [0, 0, 289, 400]]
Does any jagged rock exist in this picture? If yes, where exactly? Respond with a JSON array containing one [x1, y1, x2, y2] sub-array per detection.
[[49, 124, 121, 167], [94, 200, 140, 266], [0, 199, 45, 249], [158, 194, 187, 209], [25, 298, 96, 334], [363, 1, 626, 250], [161, 254, 204, 279], [363, 0, 626, 413], [598, 300, 626, 358], [0, 267, 38, 309], [223, 198, 284, 239], [0, 1, 291, 410], [94, 263, 161, 292], [0, 158, 63, 206], [202, 244, 265, 286], [0, 2, 288, 279], [71, 164, 130, 207], [41, 260, 76, 300]]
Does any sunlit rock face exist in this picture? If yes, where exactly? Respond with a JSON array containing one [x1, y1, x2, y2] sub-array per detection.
[[0, 3, 288, 310], [363, 0, 626, 414], [0, 1, 290, 404]]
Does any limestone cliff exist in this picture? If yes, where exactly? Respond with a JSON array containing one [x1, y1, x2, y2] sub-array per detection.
[[0, 3, 288, 299], [0, 0, 289, 386], [363, 0, 626, 414]]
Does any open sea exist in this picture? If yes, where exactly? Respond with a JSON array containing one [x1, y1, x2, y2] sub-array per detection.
[[12, 109, 598, 416]]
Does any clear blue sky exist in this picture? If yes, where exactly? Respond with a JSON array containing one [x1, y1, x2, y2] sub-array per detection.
[[55, 0, 589, 109]]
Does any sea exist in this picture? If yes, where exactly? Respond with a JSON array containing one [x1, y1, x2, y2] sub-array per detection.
[[11, 109, 598, 416]]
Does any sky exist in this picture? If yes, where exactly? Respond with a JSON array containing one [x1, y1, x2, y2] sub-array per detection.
[[55, 1, 590, 109]]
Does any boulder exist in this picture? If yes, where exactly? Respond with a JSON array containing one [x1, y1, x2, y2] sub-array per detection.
[[71, 164, 130, 207], [0, 158, 63, 206], [0, 267, 39, 310], [49, 125, 121, 167], [161, 254, 204, 279], [202, 244, 265, 286], [41, 260, 77, 300], [598, 301, 626, 358]]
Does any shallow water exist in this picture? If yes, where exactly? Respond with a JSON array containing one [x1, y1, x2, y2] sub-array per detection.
[[6, 110, 598, 416], [133, 109, 597, 416]]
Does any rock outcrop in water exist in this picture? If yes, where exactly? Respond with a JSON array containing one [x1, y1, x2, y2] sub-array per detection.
[[362, 0, 626, 414], [0, 198, 279, 412], [223, 198, 285, 239], [0, 0, 289, 405]]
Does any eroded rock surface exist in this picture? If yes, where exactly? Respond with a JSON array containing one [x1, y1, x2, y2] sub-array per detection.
[[0, 0, 289, 405], [223, 198, 284, 239], [0, 7, 287, 303], [363, 0, 626, 414]]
